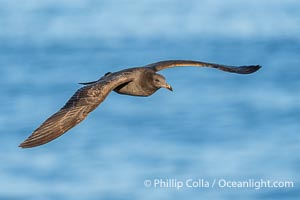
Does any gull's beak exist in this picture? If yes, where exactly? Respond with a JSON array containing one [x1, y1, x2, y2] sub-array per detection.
[[165, 83, 173, 91]]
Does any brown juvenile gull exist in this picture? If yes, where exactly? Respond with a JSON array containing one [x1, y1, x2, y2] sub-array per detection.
[[19, 60, 261, 148]]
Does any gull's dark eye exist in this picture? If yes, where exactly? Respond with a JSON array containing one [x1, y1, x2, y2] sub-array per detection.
[[155, 79, 160, 82]]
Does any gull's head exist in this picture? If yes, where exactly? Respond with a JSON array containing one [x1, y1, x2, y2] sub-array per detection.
[[152, 74, 173, 91]]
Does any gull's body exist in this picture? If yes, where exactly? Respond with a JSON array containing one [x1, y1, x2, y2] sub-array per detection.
[[19, 60, 261, 148]]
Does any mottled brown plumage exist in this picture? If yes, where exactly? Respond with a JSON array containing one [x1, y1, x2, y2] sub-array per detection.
[[19, 60, 261, 148]]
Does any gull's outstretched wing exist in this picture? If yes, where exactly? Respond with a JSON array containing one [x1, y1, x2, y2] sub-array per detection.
[[146, 60, 261, 74], [19, 72, 134, 148]]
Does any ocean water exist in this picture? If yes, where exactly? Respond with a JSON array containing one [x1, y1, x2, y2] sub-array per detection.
[[0, 0, 299, 199]]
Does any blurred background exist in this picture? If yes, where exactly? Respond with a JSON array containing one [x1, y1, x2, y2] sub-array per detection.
[[0, 0, 299, 199]]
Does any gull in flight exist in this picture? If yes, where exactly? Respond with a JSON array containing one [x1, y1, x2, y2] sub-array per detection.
[[19, 60, 261, 148]]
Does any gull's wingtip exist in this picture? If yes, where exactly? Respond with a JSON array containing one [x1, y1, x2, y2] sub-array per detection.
[[251, 65, 262, 73], [249, 64, 262, 73], [238, 65, 262, 74], [18, 137, 41, 148], [18, 142, 25, 148], [19, 140, 29, 148], [254, 64, 262, 70]]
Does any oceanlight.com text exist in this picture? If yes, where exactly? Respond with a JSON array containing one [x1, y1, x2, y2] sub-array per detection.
[[144, 178, 294, 190]]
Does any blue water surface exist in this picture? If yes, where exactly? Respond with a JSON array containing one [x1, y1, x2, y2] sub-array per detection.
[[0, 0, 299, 199]]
